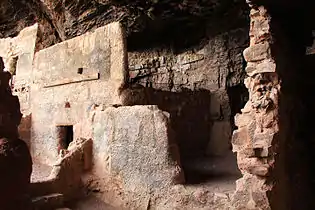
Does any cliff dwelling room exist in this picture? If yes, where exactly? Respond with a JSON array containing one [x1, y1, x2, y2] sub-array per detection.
[[0, 0, 315, 209]]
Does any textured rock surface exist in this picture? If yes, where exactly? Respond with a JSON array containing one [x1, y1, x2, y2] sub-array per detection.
[[0, 0, 248, 51], [230, 5, 279, 210], [0, 24, 38, 146], [128, 29, 248, 91], [92, 105, 184, 193], [85, 105, 242, 209], [126, 29, 249, 158], [31, 22, 126, 164]]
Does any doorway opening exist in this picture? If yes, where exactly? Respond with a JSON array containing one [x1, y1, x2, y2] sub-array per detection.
[[56, 125, 74, 154]]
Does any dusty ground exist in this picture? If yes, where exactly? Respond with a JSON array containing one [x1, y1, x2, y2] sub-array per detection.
[[183, 151, 241, 185], [31, 152, 240, 209]]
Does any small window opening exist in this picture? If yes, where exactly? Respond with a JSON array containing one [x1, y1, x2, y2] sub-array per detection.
[[9, 57, 18, 89], [11, 56, 18, 75], [57, 125, 73, 154], [77, 67, 83, 74]]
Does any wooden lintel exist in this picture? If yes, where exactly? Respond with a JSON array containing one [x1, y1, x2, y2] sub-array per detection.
[[43, 73, 99, 88]]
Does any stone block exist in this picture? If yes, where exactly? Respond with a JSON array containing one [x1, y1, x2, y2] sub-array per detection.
[[238, 147, 255, 158], [92, 106, 185, 194], [176, 52, 204, 65], [232, 127, 250, 148], [245, 62, 256, 76], [249, 17, 270, 44], [173, 71, 189, 85], [253, 131, 275, 148], [234, 112, 253, 128], [237, 154, 269, 176], [231, 173, 270, 209], [151, 72, 170, 85], [247, 165, 269, 176], [246, 60, 276, 76], [243, 42, 270, 62]]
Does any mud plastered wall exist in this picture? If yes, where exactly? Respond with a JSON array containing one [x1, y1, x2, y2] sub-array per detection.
[[31, 22, 126, 165]]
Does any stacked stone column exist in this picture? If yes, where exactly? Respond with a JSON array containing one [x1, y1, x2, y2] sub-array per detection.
[[231, 5, 280, 210]]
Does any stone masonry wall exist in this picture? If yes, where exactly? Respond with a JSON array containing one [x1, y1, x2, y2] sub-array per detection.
[[127, 28, 248, 158], [231, 5, 280, 210], [31, 22, 126, 165], [90, 105, 184, 207], [6, 24, 249, 163]]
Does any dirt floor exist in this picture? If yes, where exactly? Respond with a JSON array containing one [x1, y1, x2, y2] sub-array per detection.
[[183, 151, 241, 187], [31, 152, 240, 209]]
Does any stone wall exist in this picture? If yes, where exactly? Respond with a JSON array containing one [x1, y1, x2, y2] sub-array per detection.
[[231, 5, 280, 210], [31, 22, 126, 164], [0, 24, 38, 147], [127, 28, 249, 159], [5, 23, 249, 165], [91, 106, 184, 201]]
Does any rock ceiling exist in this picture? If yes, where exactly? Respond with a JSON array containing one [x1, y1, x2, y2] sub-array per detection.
[[0, 0, 249, 50]]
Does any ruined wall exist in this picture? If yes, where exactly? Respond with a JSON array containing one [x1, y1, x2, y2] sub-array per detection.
[[231, 5, 281, 210], [127, 28, 249, 159], [89, 105, 184, 207], [31, 22, 126, 165], [0, 24, 38, 147]]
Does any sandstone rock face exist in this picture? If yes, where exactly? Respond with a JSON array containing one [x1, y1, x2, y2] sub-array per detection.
[[92, 105, 184, 195], [0, 0, 60, 51], [31, 22, 127, 164], [0, 24, 38, 146], [0, 0, 248, 51]]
